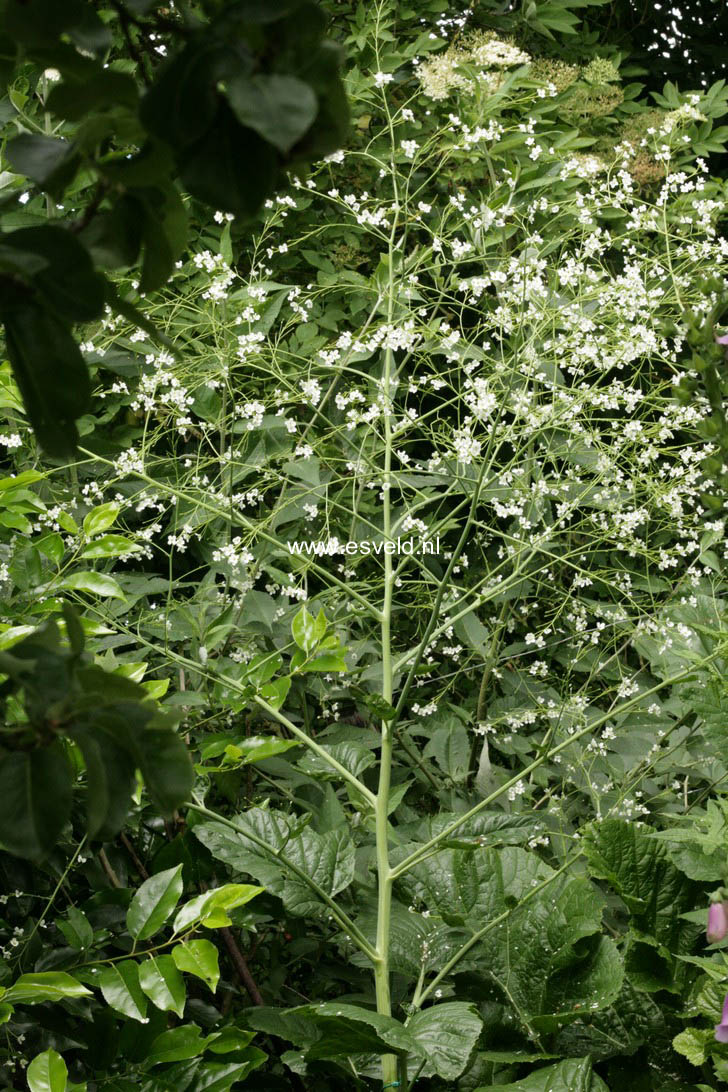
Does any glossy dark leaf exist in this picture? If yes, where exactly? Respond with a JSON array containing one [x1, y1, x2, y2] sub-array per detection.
[[5, 134, 80, 197], [1, 226, 105, 322], [70, 723, 137, 839], [224, 74, 318, 154], [140, 41, 230, 149], [2, 0, 87, 47], [2, 304, 91, 458], [178, 104, 276, 218], [79, 197, 143, 271], [134, 727, 194, 817], [0, 742, 72, 860], [47, 70, 139, 120]]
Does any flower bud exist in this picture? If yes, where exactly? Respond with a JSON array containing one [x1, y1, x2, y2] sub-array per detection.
[[707, 901, 728, 944]]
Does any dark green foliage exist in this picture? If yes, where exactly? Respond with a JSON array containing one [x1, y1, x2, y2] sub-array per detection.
[[0, 606, 193, 858], [0, 0, 348, 457]]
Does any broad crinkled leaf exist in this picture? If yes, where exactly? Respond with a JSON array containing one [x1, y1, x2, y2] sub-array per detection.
[[553, 978, 663, 1060], [406, 1002, 482, 1079], [246, 1001, 423, 1060], [398, 846, 622, 1033], [582, 819, 702, 952], [351, 900, 466, 979], [193, 808, 355, 918], [480, 1056, 608, 1092]]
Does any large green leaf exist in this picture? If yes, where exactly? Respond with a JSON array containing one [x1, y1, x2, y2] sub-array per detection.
[[5, 134, 79, 197], [0, 743, 72, 860], [178, 104, 277, 218], [351, 900, 464, 979], [98, 960, 148, 1022], [225, 74, 317, 154], [134, 726, 194, 817], [138, 955, 186, 1017], [173, 883, 263, 933], [3, 972, 90, 1005], [70, 720, 137, 839], [407, 1002, 482, 1079], [1, 304, 91, 458], [27, 1049, 68, 1092], [171, 940, 220, 992], [127, 864, 184, 941], [246, 1001, 424, 1059], [193, 808, 355, 919], [480, 1056, 609, 1092], [60, 572, 126, 600], [553, 978, 664, 1060], [582, 819, 701, 952], [0, 225, 104, 322], [82, 502, 121, 537], [399, 846, 622, 1034]]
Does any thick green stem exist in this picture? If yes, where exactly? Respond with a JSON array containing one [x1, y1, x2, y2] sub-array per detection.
[[375, 324, 397, 1083]]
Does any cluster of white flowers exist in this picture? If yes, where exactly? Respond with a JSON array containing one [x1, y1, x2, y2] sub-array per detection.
[[192, 250, 236, 300]]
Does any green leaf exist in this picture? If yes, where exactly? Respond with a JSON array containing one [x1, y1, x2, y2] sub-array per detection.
[[127, 864, 184, 941], [179, 104, 276, 218], [3, 972, 90, 1005], [98, 960, 148, 1022], [171, 940, 220, 992], [399, 846, 621, 1033], [673, 1027, 710, 1067], [70, 723, 136, 840], [205, 1027, 256, 1053], [80, 534, 140, 559], [583, 819, 701, 952], [200, 735, 300, 767], [246, 1001, 423, 1059], [5, 135, 79, 197], [57, 906, 93, 951], [145, 1024, 206, 1066], [193, 808, 355, 919], [134, 727, 194, 816], [2, 304, 91, 458], [259, 675, 290, 709], [292, 605, 318, 652], [82, 502, 121, 537], [138, 955, 186, 1017], [480, 1056, 602, 1092], [27, 1049, 68, 1092], [79, 195, 143, 270], [173, 883, 264, 933], [298, 741, 375, 781], [298, 651, 347, 673], [1, 226, 104, 322], [0, 742, 72, 861], [47, 69, 138, 119], [59, 572, 126, 600], [139, 41, 226, 149], [406, 1002, 482, 1079], [224, 74, 318, 154], [423, 718, 471, 783]]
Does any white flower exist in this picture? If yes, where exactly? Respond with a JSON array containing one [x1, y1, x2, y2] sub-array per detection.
[[373, 72, 394, 87]]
